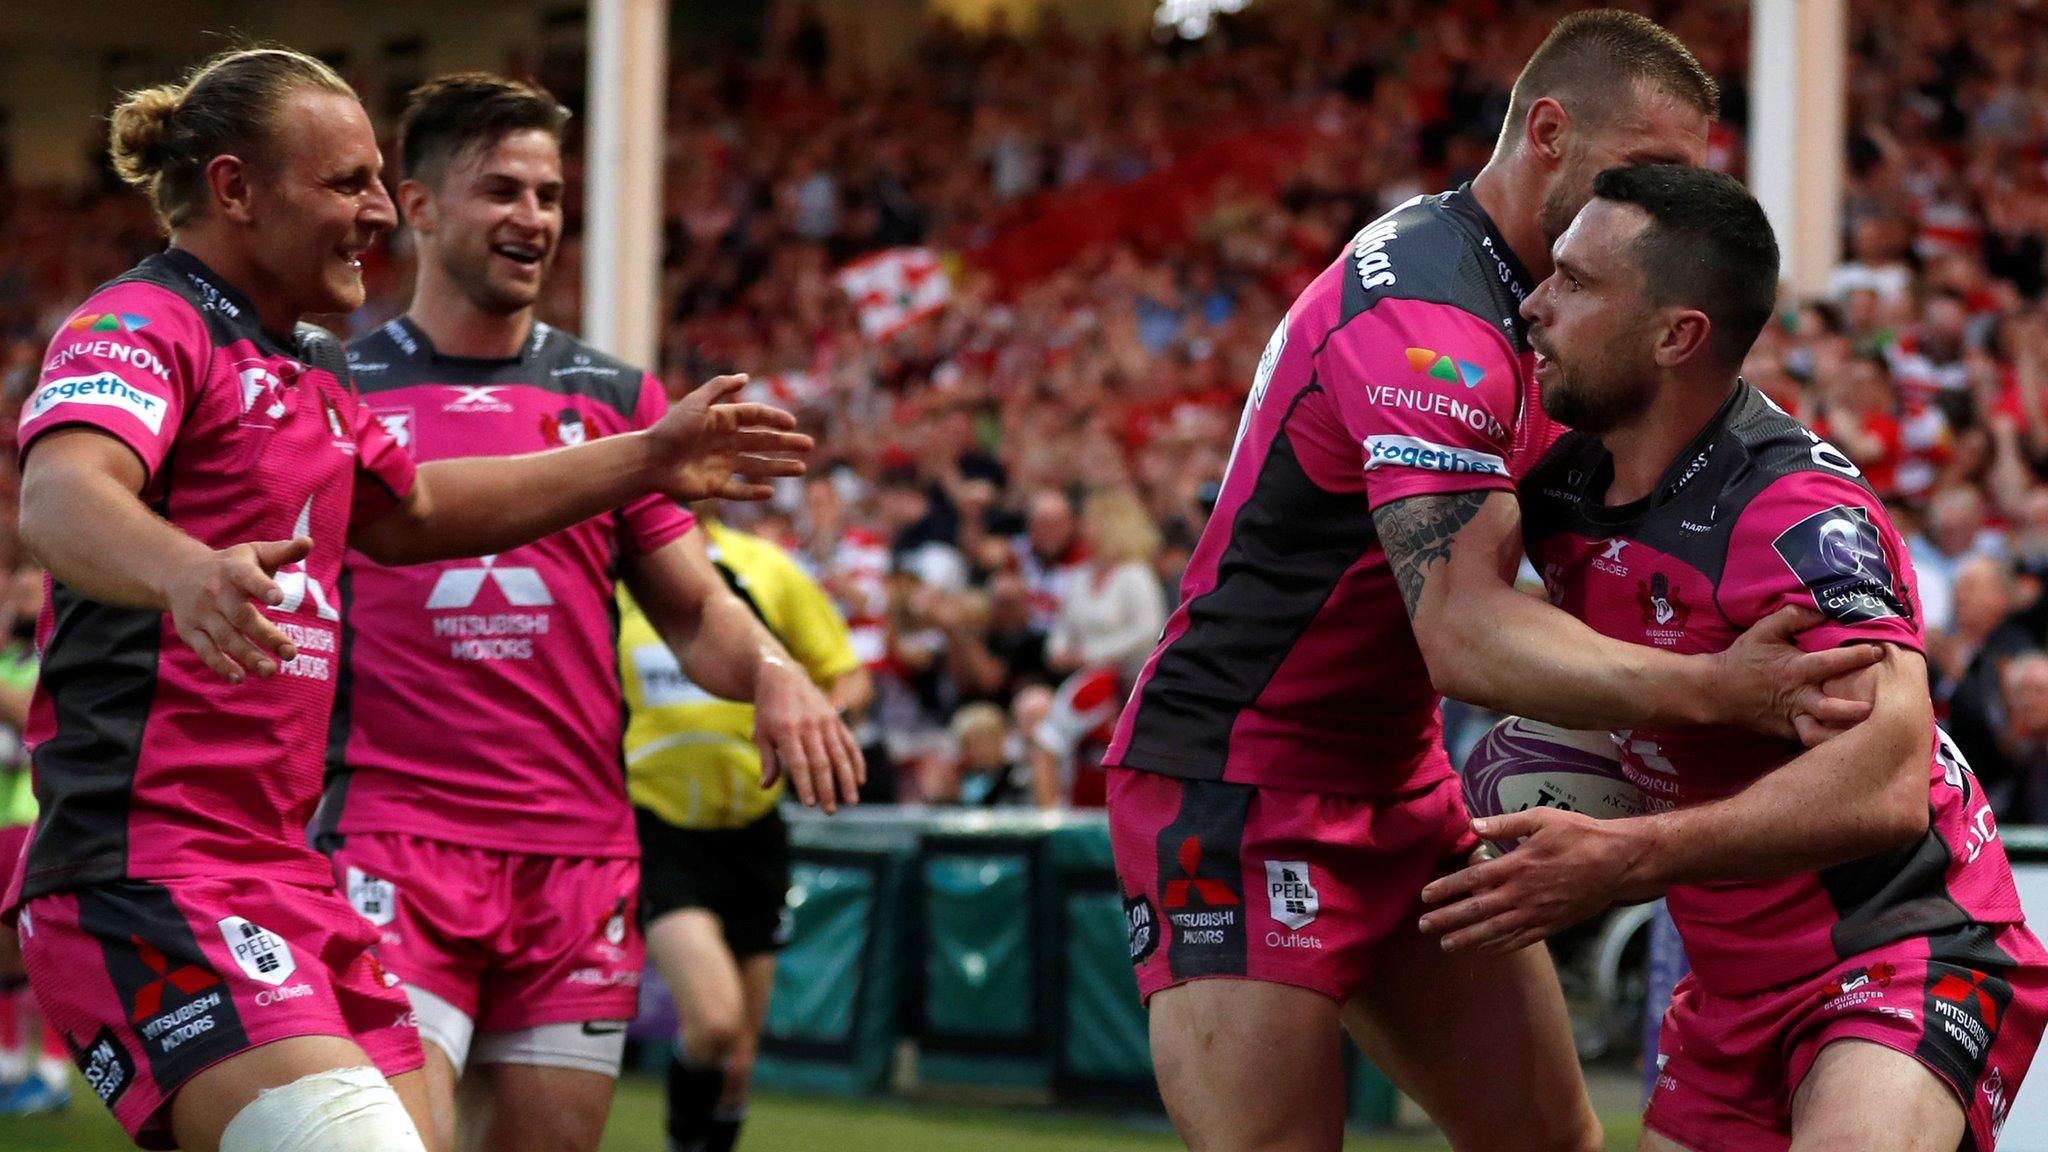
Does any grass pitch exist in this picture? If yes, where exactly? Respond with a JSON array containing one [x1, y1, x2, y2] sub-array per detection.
[[0, 1073, 1647, 1150]]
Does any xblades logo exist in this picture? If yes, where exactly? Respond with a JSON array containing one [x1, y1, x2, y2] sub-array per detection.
[[425, 554, 554, 609], [129, 937, 219, 1023], [444, 385, 512, 413], [1162, 837, 1237, 909]]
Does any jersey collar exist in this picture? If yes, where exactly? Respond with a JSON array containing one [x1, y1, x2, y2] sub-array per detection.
[[390, 313, 545, 366], [1441, 182, 1538, 307], [1575, 382, 1750, 528], [159, 248, 270, 343]]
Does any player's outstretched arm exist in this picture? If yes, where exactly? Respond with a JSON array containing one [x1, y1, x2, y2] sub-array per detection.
[[1419, 643, 1930, 956], [21, 428, 306, 683], [1374, 489, 1881, 737], [350, 375, 812, 566], [624, 530, 864, 814]]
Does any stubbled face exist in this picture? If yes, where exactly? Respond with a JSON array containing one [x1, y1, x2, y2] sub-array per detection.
[[414, 128, 565, 315], [246, 89, 395, 316], [1534, 81, 1710, 246], [1522, 199, 1663, 434]]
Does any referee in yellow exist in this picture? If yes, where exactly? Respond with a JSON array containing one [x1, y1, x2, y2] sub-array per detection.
[[621, 511, 872, 1152]]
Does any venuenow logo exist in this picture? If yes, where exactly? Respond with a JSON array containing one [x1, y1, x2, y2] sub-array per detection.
[[1362, 435, 1506, 476]]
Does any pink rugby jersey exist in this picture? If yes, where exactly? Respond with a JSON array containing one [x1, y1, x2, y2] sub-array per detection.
[[1106, 186, 1560, 795], [11, 250, 416, 904], [1522, 383, 2025, 995], [313, 317, 693, 857]]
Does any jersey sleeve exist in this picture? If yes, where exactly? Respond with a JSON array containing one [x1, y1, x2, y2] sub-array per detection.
[[1318, 299, 1521, 510], [20, 284, 201, 482], [1719, 470, 1925, 653], [618, 373, 697, 555], [772, 552, 862, 688], [347, 383, 418, 529]]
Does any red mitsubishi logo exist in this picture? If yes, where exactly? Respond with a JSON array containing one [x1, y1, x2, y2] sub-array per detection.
[[1931, 970, 2001, 1031], [129, 937, 219, 1023], [1162, 837, 1238, 909]]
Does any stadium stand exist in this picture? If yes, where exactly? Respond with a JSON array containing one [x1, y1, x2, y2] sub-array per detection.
[[1, 0, 2047, 815]]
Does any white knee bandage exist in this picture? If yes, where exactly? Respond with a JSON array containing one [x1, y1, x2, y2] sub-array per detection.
[[469, 1019, 630, 1077], [218, 1065, 427, 1152]]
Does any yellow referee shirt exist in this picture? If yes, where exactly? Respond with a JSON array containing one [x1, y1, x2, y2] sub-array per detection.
[[621, 520, 861, 829]]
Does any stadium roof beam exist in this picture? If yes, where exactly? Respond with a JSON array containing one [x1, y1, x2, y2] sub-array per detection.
[[584, 0, 667, 367], [1749, 0, 1844, 298]]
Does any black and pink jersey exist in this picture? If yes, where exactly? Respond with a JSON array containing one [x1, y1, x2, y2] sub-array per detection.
[[11, 251, 417, 905], [314, 318, 693, 858], [1106, 186, 1558, 796], [1522, 383, 2025, 994]]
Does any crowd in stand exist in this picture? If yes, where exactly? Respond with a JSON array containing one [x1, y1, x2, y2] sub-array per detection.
[[7, 0, 2048, 812]]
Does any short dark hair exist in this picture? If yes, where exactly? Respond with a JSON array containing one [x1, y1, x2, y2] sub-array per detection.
[[1503, 10, 1719, 145], [398, 72, 569, 186], [1593, 164, 1780, 370]]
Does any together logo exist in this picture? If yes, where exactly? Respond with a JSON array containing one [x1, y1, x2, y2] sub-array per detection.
[[28, 373, 167, 434], [1362, 435, 1505, 477]]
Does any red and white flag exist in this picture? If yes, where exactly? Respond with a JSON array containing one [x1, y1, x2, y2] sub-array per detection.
[[836, 247, 951, 341]]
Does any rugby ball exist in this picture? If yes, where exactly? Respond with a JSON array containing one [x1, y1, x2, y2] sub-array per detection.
[[1461, 716, 1649, 852]]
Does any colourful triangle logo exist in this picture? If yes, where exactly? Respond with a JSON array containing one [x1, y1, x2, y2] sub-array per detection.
[[1404, 347, 1484, 387], [69, 312, 149, 333]]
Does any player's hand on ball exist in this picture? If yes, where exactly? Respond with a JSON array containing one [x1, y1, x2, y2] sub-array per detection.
[[1715, 605, 1882, 742], [163, 536, 312, 683], [1417, 806, 1658, 956], [753, 655, 866, 814], [645, 374, 812, 502]]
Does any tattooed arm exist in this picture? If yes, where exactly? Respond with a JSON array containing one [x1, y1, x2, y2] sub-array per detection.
[[1372, 491, 1879, 736]]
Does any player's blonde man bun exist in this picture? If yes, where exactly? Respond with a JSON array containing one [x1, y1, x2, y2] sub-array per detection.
[[108, 46, 357, 230]]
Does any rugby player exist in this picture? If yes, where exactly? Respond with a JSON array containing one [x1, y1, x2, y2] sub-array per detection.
[[1421, 166, 2048, 1152], [10, 49, 807, 1152], [1102, 12, 1880, 1151], [314, 75, 861, 1152]]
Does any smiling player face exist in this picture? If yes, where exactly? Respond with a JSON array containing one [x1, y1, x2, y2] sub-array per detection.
[[413, 128, 565, 316], [247, 89, 396, 317]]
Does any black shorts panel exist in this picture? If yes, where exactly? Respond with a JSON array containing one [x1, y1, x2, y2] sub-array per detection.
[[635, 807, 791, 956]]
